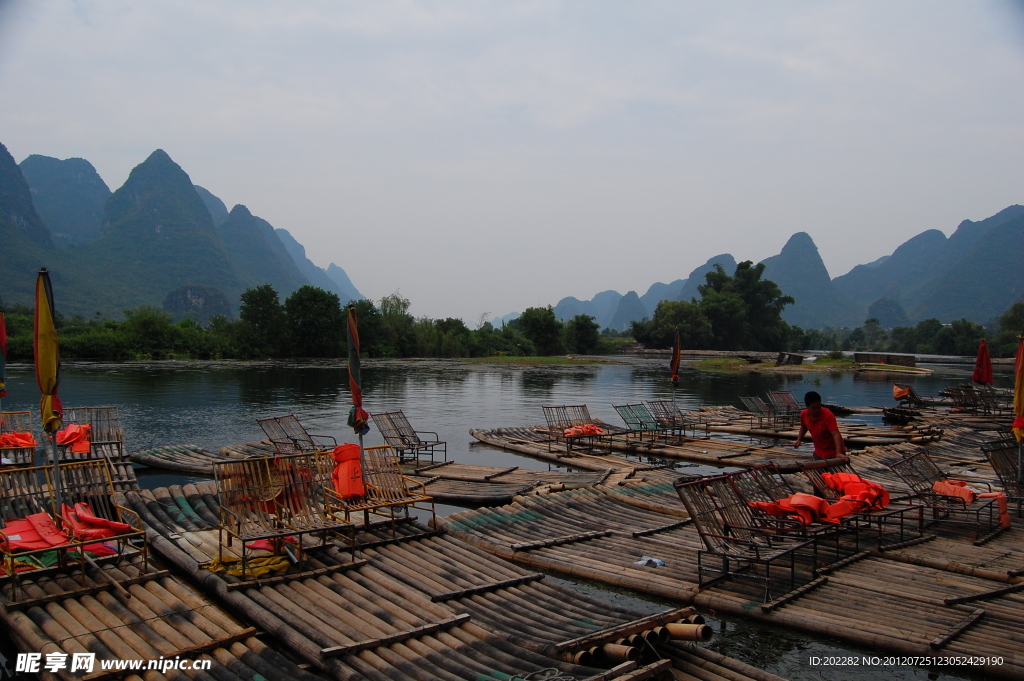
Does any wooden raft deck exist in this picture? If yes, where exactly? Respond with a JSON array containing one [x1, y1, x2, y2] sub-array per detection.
[[441, 485, 1024, 679], [117, 481, 781, 681], [131, 444, 248, 475], [697, 406, 943, 445]]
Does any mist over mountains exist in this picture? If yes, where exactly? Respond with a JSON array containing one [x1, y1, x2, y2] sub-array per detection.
[[1, 143, 363, 319], [540, 206, 1024, 331]]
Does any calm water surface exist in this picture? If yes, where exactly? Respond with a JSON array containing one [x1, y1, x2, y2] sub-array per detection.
[[1, 357, 1000, 680]]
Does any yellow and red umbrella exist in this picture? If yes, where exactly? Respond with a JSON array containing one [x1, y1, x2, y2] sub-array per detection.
[[34, 268, 62, 433]]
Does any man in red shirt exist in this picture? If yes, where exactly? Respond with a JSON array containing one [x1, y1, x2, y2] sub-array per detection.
[[793, 391, 846, 459]]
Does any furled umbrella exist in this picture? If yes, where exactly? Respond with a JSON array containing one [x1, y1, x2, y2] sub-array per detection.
[[972, 339, 993, 385], [35, 268, 64, 509], [0, 311, 7, 412], [1013, 336, 1024, 484], [346, 305, 370, 451]]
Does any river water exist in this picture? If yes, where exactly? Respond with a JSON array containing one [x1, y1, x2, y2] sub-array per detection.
[[0, 357, 1003, 680]]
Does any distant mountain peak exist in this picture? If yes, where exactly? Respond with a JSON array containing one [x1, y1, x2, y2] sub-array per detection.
[[19, 154, 110, 245]]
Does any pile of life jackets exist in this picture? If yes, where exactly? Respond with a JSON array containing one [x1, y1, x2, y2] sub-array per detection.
[[0, 503, 134, 572], [331, 443, 365, 501], [563, 424, 605, 437], [932, 479, 1011, 528], [748, 472, 891, 525], [0, 432, 37, 448], [56, 424, 92, 454]]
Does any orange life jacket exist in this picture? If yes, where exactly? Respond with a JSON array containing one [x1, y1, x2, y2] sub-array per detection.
[[331, 443, 365, 500]]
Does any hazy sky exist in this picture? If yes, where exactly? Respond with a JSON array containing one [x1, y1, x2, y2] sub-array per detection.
[[2, 1, 1022, 322]]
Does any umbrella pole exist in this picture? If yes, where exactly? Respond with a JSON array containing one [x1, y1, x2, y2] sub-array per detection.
[[49, 430, 62, 512]]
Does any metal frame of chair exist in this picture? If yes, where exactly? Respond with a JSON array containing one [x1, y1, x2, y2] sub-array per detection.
[[319, 445, 435, 534], [674, 475, 820, 603], [894, 384, 937, 408], [766, 391, 800, 427], [613, 404, 664, 442], [645, 400, 710, 438], [797, 457, 922, 549], [0, 460, 146, 599], [886, 450, 1003, 545], [981, 439, 1024, 518], [258, 414, 337, 455], [740, 396, 779, 430], [370, 411, 447, 463], [60, 406, 125, 462], [214, 454, 353, 577], [0, 411, 37, 467]]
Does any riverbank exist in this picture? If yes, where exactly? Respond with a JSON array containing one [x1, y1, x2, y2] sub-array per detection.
[[687, 357, 860, 374]]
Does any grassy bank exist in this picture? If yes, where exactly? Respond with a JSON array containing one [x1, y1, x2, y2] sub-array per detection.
[[689, 357, 860, 373]]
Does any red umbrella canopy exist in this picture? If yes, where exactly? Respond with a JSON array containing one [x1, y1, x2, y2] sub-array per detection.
[[972, 339, 993, 385], [1013, 337, 1024, 442]]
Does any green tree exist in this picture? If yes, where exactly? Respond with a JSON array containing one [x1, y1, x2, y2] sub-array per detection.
[[564, 314, 600, 354], [991, 301, 1024, 357], [697, 261, 793, 351], [517, 307, 564, 355], [239, 284, 286, 357], [284, 286, 344, 357], [631, 300, 712, 349], [120, 306, 176, 358], [379, 292, 416, 357], [348, 299, 385, 357]]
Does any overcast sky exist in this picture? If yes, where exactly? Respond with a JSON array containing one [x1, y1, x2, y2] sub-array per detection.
[[2, 1, 1022, 322]]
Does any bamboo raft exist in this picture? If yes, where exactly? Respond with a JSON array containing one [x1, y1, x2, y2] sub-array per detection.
[[131, 444, 248, 475], [0, 553, 323, 681], [112, 481, 782, 681], [441, 485, 1024, 679], [471, 426, 819, 473], [696, 406, 944, 445]]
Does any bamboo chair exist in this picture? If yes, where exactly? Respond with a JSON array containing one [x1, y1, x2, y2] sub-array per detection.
[[674, 475, 818, 604], [646, 400, 709, 438], [61, 406, 125, 462], [886, 451, 1003, 545], [320, 445, 435, 533], [981, 439, 1024, 518], [214, 454, 353, 576], [370, 411, 446, 463], [258, 415, 337, 455], [613, 404, 664, 442], [542, 405, 627, 453], [0, 411, 37, 467], [894, 384, 937, 408], [0, 460, 146, 598]]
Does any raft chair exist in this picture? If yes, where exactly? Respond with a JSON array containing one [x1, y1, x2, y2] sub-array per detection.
[[258, 414, 337, 455], [739, 396, 780, 430], [214, 453, 354, 577], [981, 439, 1024, 518], [370, 411, 446, 464], [894, 384, 938, 408], [646, 400, 709, 438], [59, 406, 125, 462], [613, 404, 665, 442], [0, 460, 146, 599], [674, 475, 820, 605], [886, 450, 1005, 545], [0, 411, 38, 467], [542, 405, 628, 453], [320, 445, 434, 534], [766, 391, 800, 426]]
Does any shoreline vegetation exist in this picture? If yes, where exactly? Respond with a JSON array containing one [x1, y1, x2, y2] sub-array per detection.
[[2, 263, 1021, 362]]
